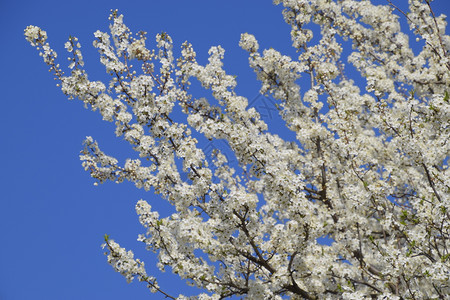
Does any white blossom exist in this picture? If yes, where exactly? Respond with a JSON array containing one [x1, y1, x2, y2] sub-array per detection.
[[26, 2, 450, 299]]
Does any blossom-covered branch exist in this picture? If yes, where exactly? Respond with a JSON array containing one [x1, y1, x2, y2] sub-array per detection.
[[25, 0, 449, 299]]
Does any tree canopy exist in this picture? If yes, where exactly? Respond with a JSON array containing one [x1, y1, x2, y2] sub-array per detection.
[[25, 0, 449, 299]]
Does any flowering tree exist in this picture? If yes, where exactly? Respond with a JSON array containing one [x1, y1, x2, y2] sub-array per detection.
[[25, 0, 449, 299]]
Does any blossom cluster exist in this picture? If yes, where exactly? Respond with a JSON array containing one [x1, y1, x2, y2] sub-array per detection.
[[25, 1, 449, 299]]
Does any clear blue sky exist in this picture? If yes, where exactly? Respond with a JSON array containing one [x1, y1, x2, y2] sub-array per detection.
[[1, 1, 449, 299]]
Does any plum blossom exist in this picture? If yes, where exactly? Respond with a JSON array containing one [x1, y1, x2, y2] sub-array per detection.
[[26, 1, 449, 299]]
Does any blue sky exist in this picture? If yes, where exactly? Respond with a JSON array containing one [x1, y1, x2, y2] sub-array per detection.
[[1, 1, 449, 299]]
